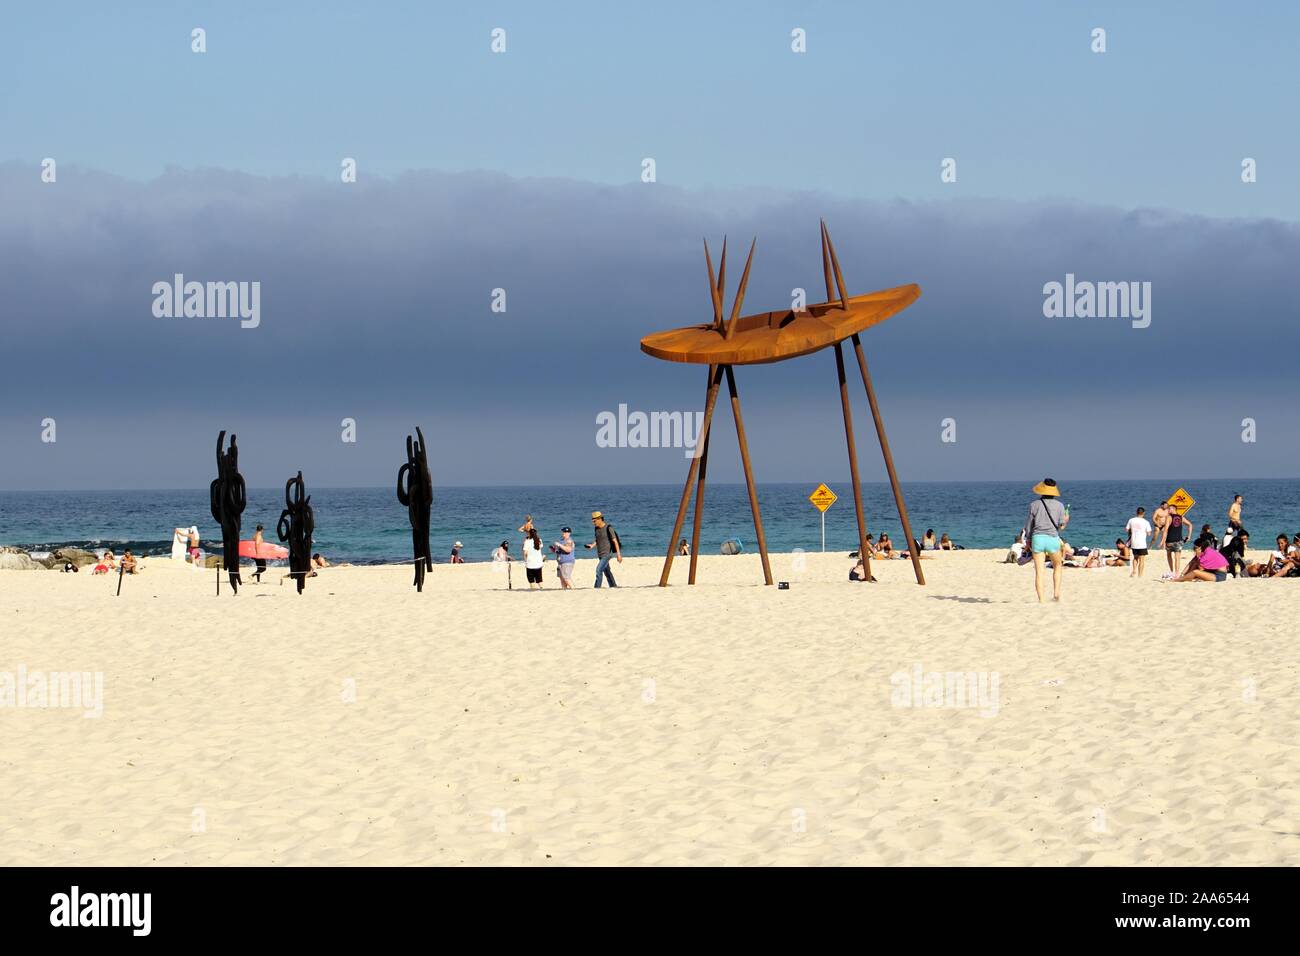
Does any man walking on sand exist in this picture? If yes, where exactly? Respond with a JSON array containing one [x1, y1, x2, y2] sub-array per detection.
[[1125, 506, 1153, 578], [585, 510, 622, 588]]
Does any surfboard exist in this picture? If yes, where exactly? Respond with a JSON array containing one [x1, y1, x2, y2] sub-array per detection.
[[238, 540, 289, 560]]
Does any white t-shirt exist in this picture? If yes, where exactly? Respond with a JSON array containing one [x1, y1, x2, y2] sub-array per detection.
[[1125, 517, 1152, 549], [523, 538, 544, 570]]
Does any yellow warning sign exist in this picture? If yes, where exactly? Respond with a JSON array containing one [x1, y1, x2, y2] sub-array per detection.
[[808, 483, 838, 512], [1167, 487, 1196, 515]]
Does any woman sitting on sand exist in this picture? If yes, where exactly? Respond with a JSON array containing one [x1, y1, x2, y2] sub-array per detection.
[[121, 550, 139, 575], [1172, 537, 1229, 582], [876, 533, 895, 558], [678, 538, 690, 556], [939, 533, 956, 551], [849, 559, 868, 581], [921, 529, 937, 550]]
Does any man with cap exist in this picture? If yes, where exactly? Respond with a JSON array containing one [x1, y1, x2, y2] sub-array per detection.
[[585, 510, 622, 588]]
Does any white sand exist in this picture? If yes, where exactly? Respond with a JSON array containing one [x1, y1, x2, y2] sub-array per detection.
[[1, 549, 1296, 865]]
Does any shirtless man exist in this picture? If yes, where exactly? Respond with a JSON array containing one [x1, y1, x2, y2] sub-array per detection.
[[1151, 502, 1170, 551], [1227, 495, 1243, 538]]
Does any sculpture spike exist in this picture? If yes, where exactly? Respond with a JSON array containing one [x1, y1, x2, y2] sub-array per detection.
[[724, 238, 757, 340], [704, 239, 724, 328], [717, 236, 728, 313], [819, 220, 835, 303], [823, 221, 850, 311]]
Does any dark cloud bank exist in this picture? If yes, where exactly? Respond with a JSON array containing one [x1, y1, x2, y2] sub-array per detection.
[[0, 163, 1296, 489]]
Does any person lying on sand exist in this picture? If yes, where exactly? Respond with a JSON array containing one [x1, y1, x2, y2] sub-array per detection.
[[92, 549, 117, 574], [312, 553, 330, 569]]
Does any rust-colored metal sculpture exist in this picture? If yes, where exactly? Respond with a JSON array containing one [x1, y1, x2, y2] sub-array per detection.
[[641, 221, 926, 587]]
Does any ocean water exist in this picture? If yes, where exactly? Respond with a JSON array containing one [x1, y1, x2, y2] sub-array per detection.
[[1, 480, 1295, 566]]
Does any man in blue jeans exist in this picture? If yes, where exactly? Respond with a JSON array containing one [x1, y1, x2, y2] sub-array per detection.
[[584, 510, 622, 587]]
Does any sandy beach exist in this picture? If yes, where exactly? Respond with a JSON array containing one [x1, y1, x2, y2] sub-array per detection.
[[1, 549, 1296, 866]]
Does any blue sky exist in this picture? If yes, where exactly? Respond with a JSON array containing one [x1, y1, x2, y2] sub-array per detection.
[[1, 2, 1297, 490], [5, 1, 1296, 218]]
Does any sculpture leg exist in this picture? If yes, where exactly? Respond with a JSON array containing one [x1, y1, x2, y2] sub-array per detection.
[[835, 342, 873, 582], [724, 365, 773, 586], [659, 364, 724, 586], [852, 334, 925, 585], [688, 365, 714, 584]]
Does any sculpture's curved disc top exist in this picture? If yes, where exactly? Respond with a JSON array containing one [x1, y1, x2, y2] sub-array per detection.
[[640, 283, 920, 366]]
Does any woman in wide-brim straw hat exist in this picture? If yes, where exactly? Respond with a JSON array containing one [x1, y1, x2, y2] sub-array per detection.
[[1023, 478, 1070, 602]]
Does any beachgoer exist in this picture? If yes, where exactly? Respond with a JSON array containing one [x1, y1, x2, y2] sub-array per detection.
[[1263, 534, 1297, 578], [518, 514, 535, 535], [253, 524, 267, 582], [1160, 507, 1188, 575], [849, 559, 868, 581], [922, 529, 937, 550], [1220, 529, 1250, 577], [1022, 478, 1069, 602], [93, 549, 117, 574], [523, 528, 545, 590], [1125, 506, 1152, 578], [677, 538, 690, 557], [1198, 524, 1219, 551], [1006, 531, 1025, 564], [584, 511, 621, 588], [121, 550, 139, 575], [450, 541, 465, 564], [877, 532, 895, 559], [1106, 538, 1131, 567], [492, 540, 513, 562], [1174, 536, 1229, 582], [939, 533, 955, 551], [553, 527, 576, 590], [1151, 502, 1169, 550], [1227, 495, 1243, 534], [312, 553, 331, 569], [187, 526, 201, 569]]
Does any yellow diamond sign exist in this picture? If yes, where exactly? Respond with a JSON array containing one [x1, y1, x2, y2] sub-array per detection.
[[808, 483, 838, 512], [1167, 487, 1196, 515]]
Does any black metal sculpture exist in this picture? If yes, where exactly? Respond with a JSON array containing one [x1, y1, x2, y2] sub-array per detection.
[[278, 471, 315, 595], [210, 431, 246, 594], [396, 426, 433, 592]]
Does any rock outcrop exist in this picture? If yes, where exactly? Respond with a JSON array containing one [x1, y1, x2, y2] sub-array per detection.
[[0, 546, 40, 570]]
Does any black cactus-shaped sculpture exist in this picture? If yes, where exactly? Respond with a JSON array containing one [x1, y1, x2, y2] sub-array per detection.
[[278, 471, 315, 595], [209, 431, 246, 594], [397, 426, 433, 591]]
